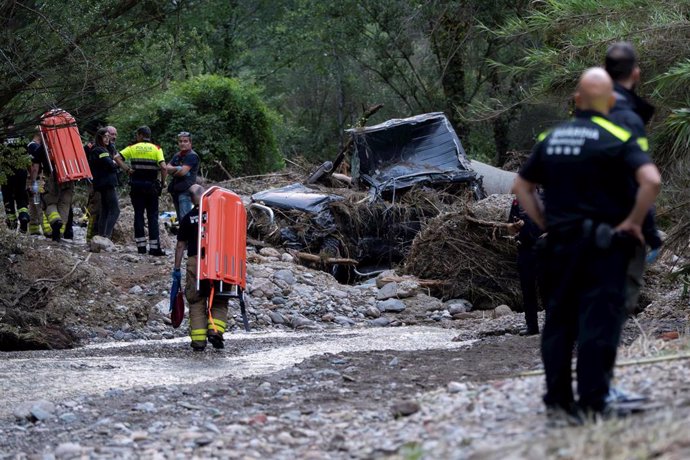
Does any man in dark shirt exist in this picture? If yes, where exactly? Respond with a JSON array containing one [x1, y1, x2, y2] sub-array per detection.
[[509, 198, 545, 335], [512, 68, 661, 420], [2, 124, 29, 232], [166, 131, 200, 225], [605, 42, 662, 313], [173, 184, 229, 351]]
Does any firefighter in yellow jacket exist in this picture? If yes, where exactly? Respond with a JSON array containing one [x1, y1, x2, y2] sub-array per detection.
[[173, 184, 229, 351], [28, 131, 74, 241]]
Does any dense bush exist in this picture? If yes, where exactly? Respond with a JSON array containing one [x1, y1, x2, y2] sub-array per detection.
[[111, 75, 283, 179]]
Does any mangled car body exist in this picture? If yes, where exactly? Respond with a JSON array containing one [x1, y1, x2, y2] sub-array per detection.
[[248, 112, 490, 279]]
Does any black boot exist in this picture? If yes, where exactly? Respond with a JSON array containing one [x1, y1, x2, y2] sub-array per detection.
[[51, 221, 62, 242], [208, 334, 224, 349], [19, 216, 29, 233]]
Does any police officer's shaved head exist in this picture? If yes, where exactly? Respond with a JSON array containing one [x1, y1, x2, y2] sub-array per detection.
[[189, 184, 204, 205], [575, 67, 615, 115]]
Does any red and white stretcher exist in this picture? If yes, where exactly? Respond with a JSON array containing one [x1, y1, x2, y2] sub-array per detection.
[[196, 186, 273, 332], [39, 109, 92, 183]]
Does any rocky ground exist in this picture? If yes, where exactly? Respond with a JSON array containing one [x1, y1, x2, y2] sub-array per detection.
[[1, 185, 689, 459]]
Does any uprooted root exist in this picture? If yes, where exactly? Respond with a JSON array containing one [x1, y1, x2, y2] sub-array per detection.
[[404, 211, 521, 310]]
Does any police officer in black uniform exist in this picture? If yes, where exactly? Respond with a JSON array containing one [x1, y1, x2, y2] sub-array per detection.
[[605, 42, 662, 313], [509, 198, 545, 335], [512, 68, 661, 420]]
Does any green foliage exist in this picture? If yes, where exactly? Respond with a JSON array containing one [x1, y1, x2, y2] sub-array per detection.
[[653, 109, 690, 167], [487, 0, 690, 106], [0, 1, 182, 134], [0, 142, 30, 187], [111, 75, 283, 179], [465, 125, 496, 164]]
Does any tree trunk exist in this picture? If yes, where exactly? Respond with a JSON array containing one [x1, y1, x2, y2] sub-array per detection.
[[433, 9, 471, 139]]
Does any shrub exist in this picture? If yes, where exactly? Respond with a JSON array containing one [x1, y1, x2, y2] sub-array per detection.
[[111, 75, 283, 179]]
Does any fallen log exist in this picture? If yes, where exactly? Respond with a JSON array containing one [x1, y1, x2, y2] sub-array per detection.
[[377, 275, 446, 288], [294, 251, 359, 266], [465, 215, 518, 229]]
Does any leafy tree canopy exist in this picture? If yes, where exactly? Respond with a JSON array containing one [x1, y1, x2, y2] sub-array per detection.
[[110, 74, 283, 179]]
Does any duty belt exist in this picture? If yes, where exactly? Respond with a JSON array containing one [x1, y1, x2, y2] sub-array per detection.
[[550, 219, 633, 250]]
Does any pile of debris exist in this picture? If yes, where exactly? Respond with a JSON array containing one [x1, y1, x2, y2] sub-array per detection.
[[404, 200, 520, 310], [0, 228, 151, 351]]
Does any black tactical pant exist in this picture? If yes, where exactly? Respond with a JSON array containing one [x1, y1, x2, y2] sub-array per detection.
[[130, 186, 160, 252], [541, 236, 630, 412], [2, 169, 29, 228], [517, 246, 542, 333]]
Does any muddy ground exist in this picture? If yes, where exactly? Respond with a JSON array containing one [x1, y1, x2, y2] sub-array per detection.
[[1, 181, 689, 459], [1, 326, 689, 459]]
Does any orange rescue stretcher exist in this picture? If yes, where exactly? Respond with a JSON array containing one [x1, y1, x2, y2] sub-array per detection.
[[197, 186, 250, 331], [39, 109, 92, 183]]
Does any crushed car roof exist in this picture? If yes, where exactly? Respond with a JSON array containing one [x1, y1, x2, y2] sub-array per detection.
[[346, 112, 477, 194]]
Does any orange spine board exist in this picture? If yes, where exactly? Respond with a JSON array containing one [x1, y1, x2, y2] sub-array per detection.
[[40, 109, 92, 183], [198, 187, 247, 289]]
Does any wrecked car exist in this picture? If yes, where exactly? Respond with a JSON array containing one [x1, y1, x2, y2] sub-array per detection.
[[248, 112, 488, 280]]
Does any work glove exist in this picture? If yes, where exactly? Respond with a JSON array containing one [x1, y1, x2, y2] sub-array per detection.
[[30, 181, 39, 195], [646, 248, 659, 264], [172, 268, 182, 284]]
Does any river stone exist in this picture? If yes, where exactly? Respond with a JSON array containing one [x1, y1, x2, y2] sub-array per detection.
[[447, 381, 468, 393], [494, 304, 513, 317], [291, 316, 315, 329], [330, 289, 349, 299], [128, 285, 143, 294], [391, 400, 421, 417], [448, 303, 469, 315], [268, 311, 285, 324], [258, 382, 272, 394], [377, 299, 406, 312], [272, 296, 286, 305], [122, 254, 139, 263], [370, 317, 391, 327], [134, 402, 156, 413], [281, 253, 294, 263], [334, 315, 355, 326], [14, 400, 55, 422], [54, 442, 82, 458], [396, 279, 420, 298], [90, 236, 115, 253], [59, 413, 78, 423], [404, 293, 442, 312], [274, 269, 296, 285], [365, 306, 381, 318], [30, 400, 56, 421], [259, 247, 281, 258], [376, 282, 398, 300], [250, 279, 276, 299], [375, 270, 397, 288]]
